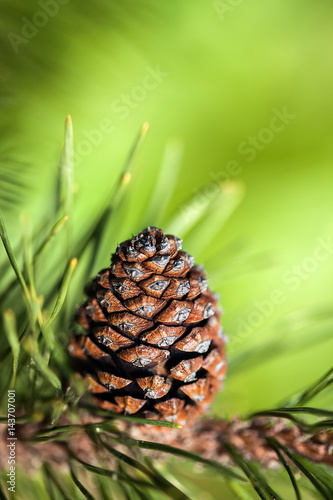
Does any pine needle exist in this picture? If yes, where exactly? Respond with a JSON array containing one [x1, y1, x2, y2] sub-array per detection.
[[270, 442, 333, 499], [224, 443, 283, 500], [166, 182, 217, 237], [3, 309, 19, 386], [43, 463, 73, 500], [22, 337, 62, 391], [59, 115, 74, 257], [282, 367, 333, 407], [46, 257, 78, 326], [34, 215, 69, 264], [69, 461, 95, 500], [144, 138, 183, 226], [70, 455, 158, 491], [184, 180, 244, 257], [75, 123, 149, 276], [97, 436, 190, 500], [0, 213, 30, 301], [266, 438, 302, 500], [112, 122, 149, 208], [0, 482, 7, 500], [109, 434, 245, 482]]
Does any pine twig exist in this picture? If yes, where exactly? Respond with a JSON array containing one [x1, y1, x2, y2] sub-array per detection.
[[126, 416, 333, 468]]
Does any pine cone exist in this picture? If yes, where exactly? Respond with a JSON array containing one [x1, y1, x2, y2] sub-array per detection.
[[69, 227, 227, 425]]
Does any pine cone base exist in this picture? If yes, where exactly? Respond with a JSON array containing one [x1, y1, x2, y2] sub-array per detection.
[[69, 227, 227, 425]]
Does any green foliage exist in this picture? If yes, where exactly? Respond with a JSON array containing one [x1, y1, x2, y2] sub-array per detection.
[[0, 120, 332, 500], [1, 0, 333, 411], [1, 3, 333, 497]]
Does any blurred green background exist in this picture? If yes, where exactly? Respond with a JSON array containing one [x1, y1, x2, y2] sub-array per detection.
[[1, 0, 333, 467]]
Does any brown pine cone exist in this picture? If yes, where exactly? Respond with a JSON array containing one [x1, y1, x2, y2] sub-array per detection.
[[69, 227, 227, 425]]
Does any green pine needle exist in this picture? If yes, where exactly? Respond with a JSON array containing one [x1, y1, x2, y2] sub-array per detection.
[[144, 139, 183, 226], [0, 213, 30, 302], [224, 443, 282, 500], [166, 181, 218, 237], [43, 463, 73, 500], [282, 367, 333, 407], [265, 438, 302, 500], [46, 257, 78, 326], [2, 309, 19, 386], [60, 115, 74, 255], [109, 434, 245, 482], [69, 461, 95, 500], [184, 180, 244, 257], [96, 436, 190, 500], [22, 336, 61, 391], [34, 215, 69, 264], [269, 441, 333, 500], [0, 482, 9, 500], [112, 122, 149, 208]]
